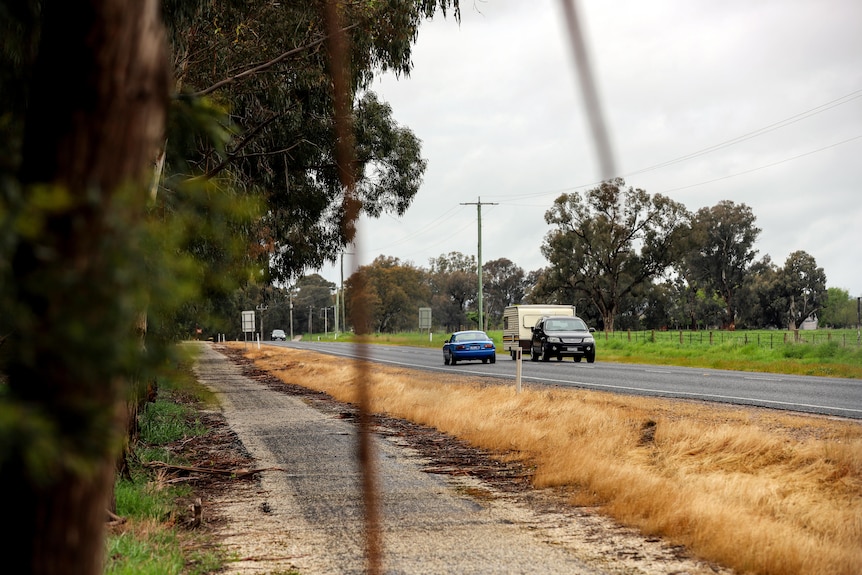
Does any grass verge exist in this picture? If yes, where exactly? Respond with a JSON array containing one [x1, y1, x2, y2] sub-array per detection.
[[321, 329, 862, 379], [233, 342, 862, 575], [105, 346, 226, 575]]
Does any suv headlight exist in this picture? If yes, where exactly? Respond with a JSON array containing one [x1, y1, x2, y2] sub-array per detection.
[[583, 336, 595, 343], [547, 336, 561, 343]]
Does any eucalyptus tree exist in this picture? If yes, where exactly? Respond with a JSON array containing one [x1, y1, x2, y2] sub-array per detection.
[[541, 178, 690, 332], [428, 251, 477, 331], [345, 255, 430, 333], [482, 257, 526, 328], [684, 200, 760, 329], [778, 250, 827, 329], [163, 0, 461, 284], [292, 273, 338, 334], [820, 287, 858, 328], [0, 2, 171, 573]]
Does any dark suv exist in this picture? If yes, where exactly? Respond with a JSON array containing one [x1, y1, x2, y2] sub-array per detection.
[[530, 315, 596, 363]]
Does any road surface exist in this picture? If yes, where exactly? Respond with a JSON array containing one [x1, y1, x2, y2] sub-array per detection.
[[270, 340, 862, 420]]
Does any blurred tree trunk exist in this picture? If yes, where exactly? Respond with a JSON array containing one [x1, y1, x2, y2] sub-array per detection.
[[5, 1, 169, 573]]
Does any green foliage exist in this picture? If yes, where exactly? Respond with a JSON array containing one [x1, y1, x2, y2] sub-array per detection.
[[540, 178, 690, 332], [345, 255, 430, 333], [105, 530, 185, 575], [106, 349, 224, 574], [140, 402, 206, 445], [163, 0, 460, 282], [684, 200, 760, 327], [105, 527, 222, 575], [820, 287, 859, 328], [114, 476, 184, 522]]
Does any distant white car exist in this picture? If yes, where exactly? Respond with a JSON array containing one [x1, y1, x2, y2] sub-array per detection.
[[271, 329, 287, 341]]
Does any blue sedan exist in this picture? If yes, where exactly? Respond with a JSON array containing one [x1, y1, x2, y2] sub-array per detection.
[[443, 330, 497, 365]]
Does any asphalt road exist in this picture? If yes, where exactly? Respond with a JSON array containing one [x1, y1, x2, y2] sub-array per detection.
[[267, 340, 862, 420]]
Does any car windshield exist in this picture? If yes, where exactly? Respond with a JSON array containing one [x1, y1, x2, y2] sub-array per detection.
[[545, 318, 587, 331], [453, 331, 489, 342]]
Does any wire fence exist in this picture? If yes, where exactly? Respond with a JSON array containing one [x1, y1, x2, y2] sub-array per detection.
[[600, 329, 862, 348]]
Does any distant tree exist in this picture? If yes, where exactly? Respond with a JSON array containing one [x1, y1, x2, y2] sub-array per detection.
[[522, 268, 548, 304], [345, 256, 430, 333], [684, 201, 760, 329], [820, 287, 858, 328], [778, 251, 827, 329], [292, 274, 337, 335], [740, 256, 783, 329], [541, 178, 690, 332], [482, 258, 526, 328], [428, 252, 476, 331]]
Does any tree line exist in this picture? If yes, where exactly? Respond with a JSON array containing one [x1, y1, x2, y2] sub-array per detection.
[[224, 178, 856, 337]]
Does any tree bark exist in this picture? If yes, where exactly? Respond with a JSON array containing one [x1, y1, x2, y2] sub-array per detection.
[[6, 1, 169, 573]]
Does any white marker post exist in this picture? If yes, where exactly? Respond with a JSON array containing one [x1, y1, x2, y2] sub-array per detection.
[[515, 347, 522, 393]]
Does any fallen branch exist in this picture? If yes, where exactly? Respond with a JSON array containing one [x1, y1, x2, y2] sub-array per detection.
[[144, 461, 289, 479]]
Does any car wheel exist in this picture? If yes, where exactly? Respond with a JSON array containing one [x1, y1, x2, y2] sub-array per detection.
[[587, 354, 595, 364], [541, 346, 551, 362], [556, 355, 563, 361], [574, 356, 582, 363], [444, 355, 450, 365], [451, 357, 457, 365], [490, 355, 496, 364], [530, 348, 539, 361], [482, 358, 488, 364]]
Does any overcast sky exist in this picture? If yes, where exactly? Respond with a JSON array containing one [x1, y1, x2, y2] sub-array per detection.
[[317, 0, 862, 298]]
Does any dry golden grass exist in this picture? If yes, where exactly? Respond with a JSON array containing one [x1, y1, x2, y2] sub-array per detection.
[[229, 343, 862, 575]]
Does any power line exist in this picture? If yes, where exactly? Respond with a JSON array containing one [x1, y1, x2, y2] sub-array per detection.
[[492, 88, 862, 202], [659, 134, 862, 194]]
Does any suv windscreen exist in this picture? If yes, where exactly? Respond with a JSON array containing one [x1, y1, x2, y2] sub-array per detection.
[[543, 318, 587, 332]]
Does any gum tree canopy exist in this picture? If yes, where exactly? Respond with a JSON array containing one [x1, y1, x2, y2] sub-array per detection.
[[541, 178, 690, 333], [164, 0, 461, 283]]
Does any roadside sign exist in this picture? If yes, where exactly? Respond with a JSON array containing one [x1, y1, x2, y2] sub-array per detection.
[[241, 310, 255, 333], [419, 307, 432, 330]]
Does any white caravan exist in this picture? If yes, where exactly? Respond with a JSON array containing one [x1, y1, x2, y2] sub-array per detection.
[[502, 304, 576, 360]]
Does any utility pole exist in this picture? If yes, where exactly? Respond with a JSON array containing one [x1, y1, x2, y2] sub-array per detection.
[[256, 303, 267, 341], [340, 251, 354, 334], [461, 197, 497, 331], [857, 296, 860, 344]]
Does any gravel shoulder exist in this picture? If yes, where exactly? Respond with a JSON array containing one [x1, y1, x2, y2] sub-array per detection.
[[190, 342, 733, 575]]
